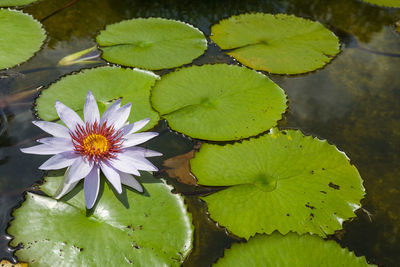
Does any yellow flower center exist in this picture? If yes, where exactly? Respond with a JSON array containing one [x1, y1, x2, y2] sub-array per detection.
[[83, 134, 109, 155]]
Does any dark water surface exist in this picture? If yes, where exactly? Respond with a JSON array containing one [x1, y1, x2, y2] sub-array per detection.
[[0, 0, 399, 266]]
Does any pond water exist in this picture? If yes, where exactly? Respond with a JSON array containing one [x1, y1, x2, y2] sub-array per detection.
[[0, 0, 400, 266]]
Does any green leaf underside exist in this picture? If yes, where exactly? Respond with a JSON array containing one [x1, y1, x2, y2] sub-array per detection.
[[214, 233, 375, 267], [0, 0, 37, 6], [191, 129, 365, 239], [96, 18, 207, 70], [36, 66, 160, 131], [211, 13, 340, 74], [361, 0, 400, 7], [0, 9, 45, 69], [151, 64, 287, 141], [8, 172, 193, 266]]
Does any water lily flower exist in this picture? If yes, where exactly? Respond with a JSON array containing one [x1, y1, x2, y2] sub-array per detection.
[[21, 91, 161, 209]]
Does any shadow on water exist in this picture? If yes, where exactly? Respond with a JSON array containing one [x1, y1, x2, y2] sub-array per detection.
[[1, 0, 400, 265]]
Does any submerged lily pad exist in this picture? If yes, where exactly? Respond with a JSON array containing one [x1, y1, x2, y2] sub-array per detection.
[[361, 0, 400, 7], [0, 0, 37, 6], [151, 64, 287, 141], [36, 66, 160, 131], [8, 172, 193, 266], [191, 129, 365, 239], [215, 233, 375, 266], [0, 9, 45, 69], [96, 18, 207, 70], [211, 13, 340, 74]]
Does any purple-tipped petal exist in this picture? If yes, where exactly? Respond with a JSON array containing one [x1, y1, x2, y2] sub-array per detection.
[[32, 121, 70, 138], [119, 171, 143, 192], [109, 157, 141, 176], [65, 157, 93, 184], [100, 161, 122, 194], [100, 99, 121, 125], [84, 165, 100, 209], [117, 151, 158, 172], [84, 91, 100, 124], [105, 103, 132, 130], [21, 143, 73, 155], [54, 167, 79, 199], [126, 147, 163, 157], [122, 132, 159, 148], [39, 151, 79, 170], [37, 137, 73, 148], [55, 101, 84, 130], [121, 118, 150, 137]]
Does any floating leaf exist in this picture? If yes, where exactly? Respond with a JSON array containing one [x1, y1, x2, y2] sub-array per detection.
[[0, 259, 28, 267], [8, 171, 193, 266], [191, 129, 365, 239], [96, 18, 207, 70], [163, 147, 200, 186], [0, 9, 45, 70], [214, 233, 375, 266], [0, 0, 37, 6], [360, 0, 400, 7], [36, 66, 160, 131], [211, 13, 340, 74], [151, 64, 287, 141]]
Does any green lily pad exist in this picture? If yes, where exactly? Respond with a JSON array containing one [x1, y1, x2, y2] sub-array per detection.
[[361, 0, 400, 7], [36, 66, 160, 131], [0, 0, 37, 6], [214, 233, 375, 266], [191, 129, 365, 239], [151, 64, 287, 141], [8, 171, 193, 266], [96, 18, 207, 70], [0, 9, 45, 69], [211, 13, 340, 74]]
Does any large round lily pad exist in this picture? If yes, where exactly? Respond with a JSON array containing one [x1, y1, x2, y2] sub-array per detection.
[[361, 0, 400, 7], [36, 66, 160, 131], [211, 13, 340, 74], [96, 18, 207, 70], [214, 233, 375, 266], [191, 129, 365, 239], [8, 171, 193, 266], [0, 9, 45, 69], [151, 64, 287, 141]]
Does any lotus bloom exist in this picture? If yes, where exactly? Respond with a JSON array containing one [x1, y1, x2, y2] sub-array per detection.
[[21, 91, 161, 209]]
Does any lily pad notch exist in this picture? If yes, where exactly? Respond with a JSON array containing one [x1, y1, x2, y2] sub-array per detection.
[[211, 13, 341, 74], [96, 18, 207, 70]]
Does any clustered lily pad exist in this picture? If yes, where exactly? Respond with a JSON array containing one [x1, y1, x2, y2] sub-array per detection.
[[211, 13, 340, 74], [0, 9, 45, 70], [0, 0, 37, 6], [35, 66, 160, 132], [360, 0, 400, 8], [8, 172, 193, 266], [214, 232, 375, 266], [191, 129, 365, 239], [96, 18, 207, 70], [151, 64, 287, 141]]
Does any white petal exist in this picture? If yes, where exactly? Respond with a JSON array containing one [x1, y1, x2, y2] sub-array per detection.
[[100, 99, 121, 125], [118, 150, 158, 171], [126, 147, 163, 157], [100, 161, 122, 194], [106, 103, 132, 130], [109, 157, 141, 176], [84, 165, 100, 209], [65, 157, 93, 184], [32, 121, 70, 138], [37, 137, 73, 148], [119, 171, 143, 192], [55, 101, 84, 130], [39, 151, 79, 170], [84, 91, 100, 124], [21, 143, 73, 155], [54, 167, 79, 199], [120, 118, 150, 136], [122, 132, 159, 148]]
